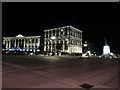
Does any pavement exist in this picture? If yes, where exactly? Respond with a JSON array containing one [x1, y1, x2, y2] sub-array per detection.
[[2, 55, 119, 89]]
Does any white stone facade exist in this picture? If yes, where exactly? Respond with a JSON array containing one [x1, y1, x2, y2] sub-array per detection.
[[3, 34, 40, 52], [44, 25, 82, 55]]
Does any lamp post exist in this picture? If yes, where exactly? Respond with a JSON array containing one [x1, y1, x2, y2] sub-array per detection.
[[83, 41, 88, 54]]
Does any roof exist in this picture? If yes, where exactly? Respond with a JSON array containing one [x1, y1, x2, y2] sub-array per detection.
[[16, 34, 24, 37]]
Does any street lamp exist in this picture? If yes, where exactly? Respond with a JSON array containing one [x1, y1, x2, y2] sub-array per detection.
[[83, 44, 87, 47], [83, 41, 87, 47]]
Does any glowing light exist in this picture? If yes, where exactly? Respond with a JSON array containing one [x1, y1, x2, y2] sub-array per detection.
[[2, 49, 5, 50], [103, 45, 110, 54], [23, 49, 25, 51], [87, 50, 91, 55], [84, 44, 87, 47], [66, 39, 68, 41], [51, 36, 56, 39], [110, 52, 113, 55], [37, 49, 40, 52], [8, 48, 15, 51], [61, 29, 63, 31]]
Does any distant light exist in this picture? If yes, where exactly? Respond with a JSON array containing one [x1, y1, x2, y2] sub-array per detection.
[[37, 49, 40, 52], [110, 52, 113, 55], [66, 39, 68, 41], [8, 48, 15, 51], [2, 49, 5, 50], [87, 50, 91, 55], [51, 36, 56, 39], [23, 49, 25, 51], [84, 44, 87, 47], [61, 29, 63, 31], [103, 45, 110, 54]]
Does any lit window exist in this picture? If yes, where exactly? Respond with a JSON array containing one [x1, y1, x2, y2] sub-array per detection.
[[61, 29, 63, 31]]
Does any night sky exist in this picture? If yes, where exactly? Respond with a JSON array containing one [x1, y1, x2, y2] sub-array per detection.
[[2, 2, 119, 54]]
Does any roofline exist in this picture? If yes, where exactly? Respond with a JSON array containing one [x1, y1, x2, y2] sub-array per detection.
[[44, 25, 82, 32], [3, 36, 41, 38]]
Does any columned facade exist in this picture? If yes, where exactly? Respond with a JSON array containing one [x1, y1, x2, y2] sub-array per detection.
[[44, 25, 82, 55], [3, 34, 40, 53]]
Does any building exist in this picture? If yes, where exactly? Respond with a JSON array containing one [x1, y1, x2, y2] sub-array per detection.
[[44, 25, 82, 55], [2, 34, 41, 53], [103, 38, 110, 57]]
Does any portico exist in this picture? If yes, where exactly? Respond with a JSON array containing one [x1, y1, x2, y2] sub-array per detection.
[[3, 34, 41, 53]]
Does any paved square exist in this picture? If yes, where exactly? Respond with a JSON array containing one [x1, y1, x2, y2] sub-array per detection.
[[2, 55, 119, 88]]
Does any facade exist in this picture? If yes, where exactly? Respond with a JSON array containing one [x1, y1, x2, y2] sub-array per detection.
[[103, 38, 110, 55], [2, 34, 40, 53], [44, 25, 82, 55]]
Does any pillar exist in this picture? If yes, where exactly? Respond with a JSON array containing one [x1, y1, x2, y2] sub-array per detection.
[[8, 39, 11, 48], [23, 38, 25, 49], [14, 39, 16, 48], [63, 40, 65, 52]]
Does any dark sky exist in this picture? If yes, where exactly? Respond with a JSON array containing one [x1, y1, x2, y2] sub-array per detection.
[[2, 2, 119, 54]]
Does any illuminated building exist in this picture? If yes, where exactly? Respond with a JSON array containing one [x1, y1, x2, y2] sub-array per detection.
[[44, 25, 82, 55], [103, 38, 110, 57], [2, 34, 40, 53]]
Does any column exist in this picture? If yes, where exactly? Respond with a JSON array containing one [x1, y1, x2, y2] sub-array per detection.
[[45, 31, 46, 38], [27, 38, 30, 49], [8, 39, 11, 48], [30, 38, 32, 51], [6, 39, 9, 49], [26, 38, 29, 51], [55, 29, 56, 37], [48, 40, 49, 52], [37, 38, 40, 47], [3, 39, 5, 45], [51, 40, 53, 52], [48, 31, 49, 38], [37, 38, 40, 52], [29, 38, 31, 51], [20, 39, 22, 48], [17, 39, 19, 48], [14, 39, 16, 48], [23, 39, 25, 49], [5, 39, 7, 49], [63, 40, 65, 52], [34, 38, 36, 48]]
